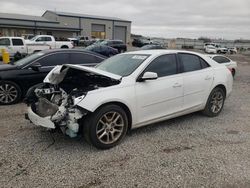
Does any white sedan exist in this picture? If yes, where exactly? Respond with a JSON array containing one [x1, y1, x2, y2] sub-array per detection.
[[209, 55, 237, 77], [26, 50, 233, 149]]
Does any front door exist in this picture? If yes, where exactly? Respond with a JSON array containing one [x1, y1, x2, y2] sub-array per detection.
[[135, 54, 183, 124]]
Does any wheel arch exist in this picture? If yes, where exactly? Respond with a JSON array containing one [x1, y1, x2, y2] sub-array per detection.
[[61, 45, 69, 48], [94, 101, 133, 131], [214, 84, 227, 96]]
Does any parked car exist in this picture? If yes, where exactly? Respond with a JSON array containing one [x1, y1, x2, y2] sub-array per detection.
[[209, 55, 237, 77], [204, 43, 228, 54], [132, 38, 151, 47], [25, 50, 233, 149], [68, 38, 78, 46], [215, 44, 228, 54], [0, 49, 106, 105], [141, 44, 165, 50], [228, 47, 237, 54], [100, 40, 127, 53], [27, 35, 74, 49], [85, 44, 119, 57], [205, 45, 217, 54], [0, 37, 50, 58]]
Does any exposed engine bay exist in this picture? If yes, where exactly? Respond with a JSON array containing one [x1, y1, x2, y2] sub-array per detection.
[[25, 65, 121, 138]]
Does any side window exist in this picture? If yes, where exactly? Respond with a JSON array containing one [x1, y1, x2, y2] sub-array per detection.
[[0, 38, 10, 46], [36, 53, 70, 66], [12, 39, 24, 46], [179, 53, 202, 72], [144, 54, 177, 77], [45, 37, 52, 41], [36, 37, 45, 42], [70, 53, 104, 65], [200, 58, 210, 68], [213, 56, 230, 64]]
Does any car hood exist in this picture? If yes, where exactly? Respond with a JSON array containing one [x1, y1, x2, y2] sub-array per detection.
[[44, 64, 122, 85], [0, 64, 18, 71]]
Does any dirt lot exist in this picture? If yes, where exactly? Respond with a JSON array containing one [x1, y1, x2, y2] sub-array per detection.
[[0, 52, 250, 188]]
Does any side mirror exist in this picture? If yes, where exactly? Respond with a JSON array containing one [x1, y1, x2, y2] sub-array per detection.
[[138, 72, 158, 82], [30, 62, 42, 71]]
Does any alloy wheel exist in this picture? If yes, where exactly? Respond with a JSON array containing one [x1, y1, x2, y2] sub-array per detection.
[[0, 83, 18, 104], [96, 111, 125, 144], [210, 91, 224, 113]]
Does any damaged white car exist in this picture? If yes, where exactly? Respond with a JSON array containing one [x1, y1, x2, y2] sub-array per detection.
[[25, 50, 233, 149]]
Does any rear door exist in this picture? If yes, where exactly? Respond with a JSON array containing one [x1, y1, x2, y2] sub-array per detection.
[[135, 54, 183, 124], [178, 53, 214, 110]]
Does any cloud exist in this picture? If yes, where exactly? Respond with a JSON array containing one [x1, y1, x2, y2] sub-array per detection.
[[0, 0, 249, 39]]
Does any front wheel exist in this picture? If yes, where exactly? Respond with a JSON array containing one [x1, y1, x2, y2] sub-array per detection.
[[0, 81, 22, 105], [83, 104, 128, 149], [202, 87, 225, 117]]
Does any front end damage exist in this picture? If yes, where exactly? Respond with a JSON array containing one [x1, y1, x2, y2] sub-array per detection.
[[25, 64, 121, 138]]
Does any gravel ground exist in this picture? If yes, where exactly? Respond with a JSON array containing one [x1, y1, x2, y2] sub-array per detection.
[[0, 53, 250, 188]]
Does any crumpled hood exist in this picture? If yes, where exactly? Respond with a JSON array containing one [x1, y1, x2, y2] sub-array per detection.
[[44, 64, 122, 85]]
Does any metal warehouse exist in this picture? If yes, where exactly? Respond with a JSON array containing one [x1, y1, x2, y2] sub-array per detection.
[[0, 10, 131, 43]]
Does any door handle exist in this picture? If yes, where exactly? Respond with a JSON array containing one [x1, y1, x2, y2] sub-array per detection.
[[173, 83, 182, 88], [205, 76, 212, 80]]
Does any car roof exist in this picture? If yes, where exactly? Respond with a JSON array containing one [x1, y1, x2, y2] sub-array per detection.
[[38, 48, 106, 58], [125, 49, 204, 56]]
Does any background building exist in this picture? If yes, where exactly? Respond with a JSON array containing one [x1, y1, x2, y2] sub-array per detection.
[[0, 11, 132, 43]]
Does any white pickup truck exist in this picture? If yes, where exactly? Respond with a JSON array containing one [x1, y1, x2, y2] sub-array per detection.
[[0, 37, 50, 58], [26, 35, 74, 49]]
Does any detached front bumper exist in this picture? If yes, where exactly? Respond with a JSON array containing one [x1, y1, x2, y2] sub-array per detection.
[[26, 106, 55, 129]]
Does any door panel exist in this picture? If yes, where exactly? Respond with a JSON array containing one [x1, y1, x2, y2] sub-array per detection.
[[182, 68, 213, 109], [135, 54, 183, 124], [178, 53, 214, 110], [135, 75, 183, 124]]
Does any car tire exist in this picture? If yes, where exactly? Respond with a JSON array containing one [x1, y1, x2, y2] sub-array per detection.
[[202, 87, 225, 117], [0, 81, 22, 105], [83, 104, 128, 149]]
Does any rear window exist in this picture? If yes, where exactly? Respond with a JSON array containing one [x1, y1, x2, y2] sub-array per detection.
[[213, 56, 230, 64]]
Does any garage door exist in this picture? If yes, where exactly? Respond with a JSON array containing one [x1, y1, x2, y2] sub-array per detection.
[[92, 24, 105, 32], [91, 24, 105, 39], [114, 26, 126, 43]]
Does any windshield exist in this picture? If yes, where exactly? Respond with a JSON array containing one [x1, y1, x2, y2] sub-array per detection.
[[96, 54, 149, 76], [30, 36, 39, 41], [85, 45, 96, 50], [14, 52, 45, 66], [100, 41, 108, 45]]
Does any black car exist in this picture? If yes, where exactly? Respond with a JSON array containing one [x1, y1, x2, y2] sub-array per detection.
[[141, 44, 166, 50], [0, 49, 106, 105], [100, 40, 127, 53], [132, 38, 150, 47], [85, 44, 119, 57]]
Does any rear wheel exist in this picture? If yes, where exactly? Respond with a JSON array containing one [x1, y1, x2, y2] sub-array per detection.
[[202, 87, 225, 117], [83, 104, 128, 149], [0, 81, 22, 105]]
